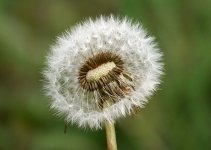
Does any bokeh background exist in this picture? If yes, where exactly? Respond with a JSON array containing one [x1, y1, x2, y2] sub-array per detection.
[[0, 0, 211, 150]]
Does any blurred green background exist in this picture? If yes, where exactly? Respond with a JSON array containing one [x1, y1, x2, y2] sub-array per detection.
[[0, 0, 211, 150]]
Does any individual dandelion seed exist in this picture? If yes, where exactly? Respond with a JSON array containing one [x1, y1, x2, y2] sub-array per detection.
[[43, 15, 163, 150]]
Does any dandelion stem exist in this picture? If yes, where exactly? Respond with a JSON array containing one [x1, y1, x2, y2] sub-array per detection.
[[105, 121, 117, 150]]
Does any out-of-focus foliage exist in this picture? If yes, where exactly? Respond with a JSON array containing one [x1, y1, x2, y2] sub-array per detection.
[[0, 0, 210, 150]]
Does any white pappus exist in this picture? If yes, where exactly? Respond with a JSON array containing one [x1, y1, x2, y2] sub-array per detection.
[[43, 16, 163, 129]]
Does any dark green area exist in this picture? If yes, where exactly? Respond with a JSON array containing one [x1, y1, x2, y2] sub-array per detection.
[[0, 0, 210, 149]]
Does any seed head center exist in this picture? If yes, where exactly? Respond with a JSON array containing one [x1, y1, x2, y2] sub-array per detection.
[[86, 61, 116, 82]]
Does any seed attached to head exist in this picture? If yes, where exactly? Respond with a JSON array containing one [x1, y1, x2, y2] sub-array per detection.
[[78, 51, 135, 109]]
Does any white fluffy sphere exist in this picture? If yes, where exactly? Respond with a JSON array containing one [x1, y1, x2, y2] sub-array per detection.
[[43, 16, 163, 129]]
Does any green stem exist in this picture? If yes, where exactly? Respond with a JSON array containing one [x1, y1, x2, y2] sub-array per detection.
[[105, 121, 117, 150]]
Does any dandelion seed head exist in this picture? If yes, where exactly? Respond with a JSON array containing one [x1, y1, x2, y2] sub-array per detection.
[[43, 16, 163, 129]]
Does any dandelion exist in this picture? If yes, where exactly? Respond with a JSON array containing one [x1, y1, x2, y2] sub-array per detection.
[[43, 16, 163, 150]]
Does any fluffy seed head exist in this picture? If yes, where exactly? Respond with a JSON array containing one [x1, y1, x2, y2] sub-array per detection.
[[43, 16, 163, 129]]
